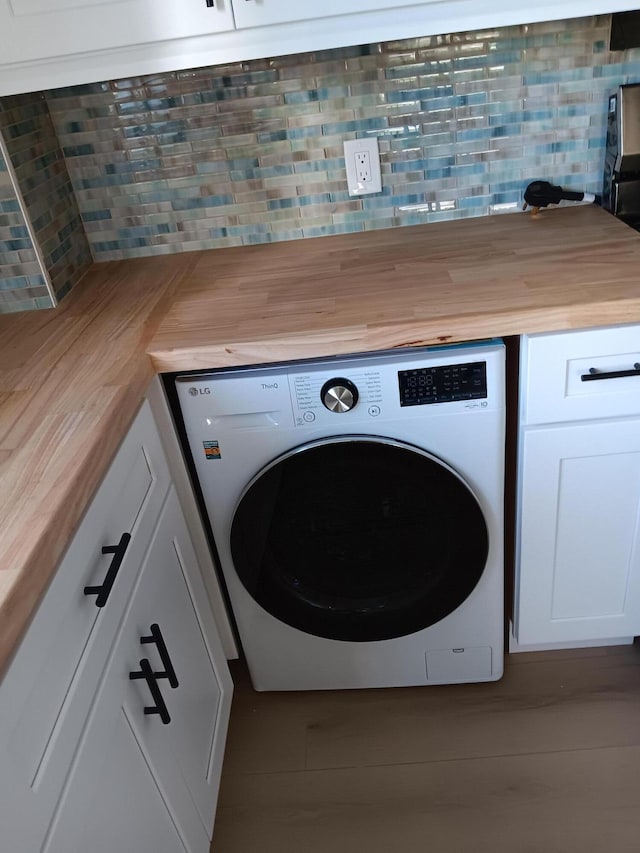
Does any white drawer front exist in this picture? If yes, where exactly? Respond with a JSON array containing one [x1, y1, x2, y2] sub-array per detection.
[[0, 401, 171, 853], [523, 324, 640, 425]]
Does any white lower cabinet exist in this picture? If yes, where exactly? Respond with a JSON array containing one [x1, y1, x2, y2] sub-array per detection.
[[516, 419, 640, 646], [46, 489, 231, 853], [514, 325, 640, 649], [0, 401, 233, 852]]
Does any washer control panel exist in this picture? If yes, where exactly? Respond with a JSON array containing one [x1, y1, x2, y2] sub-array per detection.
[[291, 369, 382, 425], [398, 361, 487, 406]]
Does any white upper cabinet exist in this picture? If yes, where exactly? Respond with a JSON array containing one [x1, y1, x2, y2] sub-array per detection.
[[1, 0, 640, 95], [232, 0, 436, 29], [0, 0, 234, 65]]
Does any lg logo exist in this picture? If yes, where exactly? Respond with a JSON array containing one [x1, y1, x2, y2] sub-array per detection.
[[188, 387, 211, 396]]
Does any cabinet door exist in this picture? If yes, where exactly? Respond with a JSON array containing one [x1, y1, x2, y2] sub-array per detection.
[[232, 0, 437, 29], [515, 419, 640, 646], [130, 489, 233, 838], [44, 693, 197, 853], [0, 0, 234, 65], [44, 489, 232, 853]]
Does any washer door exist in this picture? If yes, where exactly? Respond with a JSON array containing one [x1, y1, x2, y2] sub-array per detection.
[[230, 437, 489, 642]]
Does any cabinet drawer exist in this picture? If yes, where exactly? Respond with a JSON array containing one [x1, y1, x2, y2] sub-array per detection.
[[0, 401, 170, 853], [522, 324, 640, 425]]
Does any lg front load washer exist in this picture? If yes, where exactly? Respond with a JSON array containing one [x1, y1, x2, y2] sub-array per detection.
[[176, 341, 505, 691]]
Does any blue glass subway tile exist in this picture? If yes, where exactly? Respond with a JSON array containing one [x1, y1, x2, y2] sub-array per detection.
[[115, 224, 175, 238], [490, 126, 518, 139], [390, 160, 426, 173], [588, 136, 607, 150], [424, 168, 449, 179], [78, 174, 133, 188], [329, 190, 356, 203], [105, 159, 162, 174], [257, 126, 319, 143], [268, 193, 331, 210], [228, 223, 271, 237], [62, 143, 96, 157], [0, 276, 29, 290], [293, 158, 344, 174], [489, 191, 522, 204], [195, 160, 233, 175], [284, 87, 350, 104], [117, 97, 180, 114], [9, 225, 29, 239], [171, 194, 234, 211], [50, 243, 68, 264], [0, 239, 33, 251], [157, 131, 190, 144], [284, 90, 320, 104], [387, 86, 454, 104], [91, 240, 121, 253], [81, 210, 113, 222], [229, 165, 295, 181], [123, 120, 187, 139], [490, 179, 530, 193], [243, 232, 274, 245], [257, 129, 289, 143], [302, 223, 360, 238], [322, 118, 389, 135], [456, 128, 493, 142], [227, 157, 261, 171]]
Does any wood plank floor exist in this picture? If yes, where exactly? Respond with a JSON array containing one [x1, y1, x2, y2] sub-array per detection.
[[211, 645, 640, 853]]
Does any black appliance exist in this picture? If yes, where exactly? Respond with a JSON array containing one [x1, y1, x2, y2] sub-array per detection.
[[602, 83, 640, 229]]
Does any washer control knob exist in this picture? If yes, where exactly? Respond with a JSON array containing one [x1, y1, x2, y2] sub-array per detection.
[[320, 377, 359, 413]]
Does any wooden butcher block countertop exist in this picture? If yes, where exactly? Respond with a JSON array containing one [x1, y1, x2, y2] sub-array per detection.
[[2, 204, 640, 677], [148, 205, 640, 371]]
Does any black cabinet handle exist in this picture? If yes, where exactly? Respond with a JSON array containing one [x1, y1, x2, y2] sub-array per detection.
[[129, 658, 171, 725], [140, 623, 179, 688], [84, 532, 131, 607], [205, 0, 214, 6], [581, 363, 640, 382]]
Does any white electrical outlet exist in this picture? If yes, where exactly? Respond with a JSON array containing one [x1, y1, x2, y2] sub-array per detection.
[[344, 137, 382, 196]]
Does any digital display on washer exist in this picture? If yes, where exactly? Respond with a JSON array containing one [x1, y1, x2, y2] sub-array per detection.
[[398, 361, 487, 406]]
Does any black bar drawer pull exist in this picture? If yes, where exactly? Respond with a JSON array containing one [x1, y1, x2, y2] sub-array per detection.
[[84, 532, 131, 607], [129, 658, 171, 725], [140, 623, 179, 688], [581, 363, 640, 382]]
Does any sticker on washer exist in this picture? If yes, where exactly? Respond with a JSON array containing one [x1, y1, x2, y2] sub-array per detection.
[[203, 440, 221, 460]]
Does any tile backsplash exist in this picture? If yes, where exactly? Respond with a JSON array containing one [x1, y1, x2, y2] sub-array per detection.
[[2, 13, 640, 310], [0, 144, 53, 313], [0, 93, 92, 307]]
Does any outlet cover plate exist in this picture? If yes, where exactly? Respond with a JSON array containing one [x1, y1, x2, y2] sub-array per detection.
[[344, 137, 382, 196]]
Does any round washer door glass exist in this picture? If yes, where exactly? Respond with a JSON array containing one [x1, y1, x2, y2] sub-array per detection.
[[230, 437, 489, 642]]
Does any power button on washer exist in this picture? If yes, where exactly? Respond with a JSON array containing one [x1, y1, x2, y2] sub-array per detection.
[[303, 411, 316, 422], [368, 405, 381, 417]]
